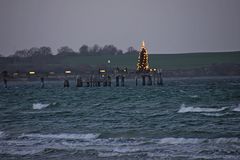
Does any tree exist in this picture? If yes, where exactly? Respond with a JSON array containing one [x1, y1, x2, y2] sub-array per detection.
[[89, 44, 101, 55], [39, 47, 52, 56], [57, 46, 76, 56], [116, 49, 123, 55], [13, 49, 29, 57], [101, 45, 118, 55], [28, 47, 40, 57], [125, 46, 138, 54], [79, 45, 89, 55]]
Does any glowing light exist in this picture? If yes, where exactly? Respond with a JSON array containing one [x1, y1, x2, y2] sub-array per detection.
[[29, 71, 35, 75], [99, 69, 106, 73], [141, 40, 145, 48], [65, 70, 71, 74], [137, 40, 150, 72]]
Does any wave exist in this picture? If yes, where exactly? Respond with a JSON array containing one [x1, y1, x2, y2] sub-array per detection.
[[20, 133, 100, 140], [201, 113, 226, 117], [155, 137, 205, 144], [1, 136, 240, 156], [189, 95, 199, 98], [178, 104, 227, 113], [32, 103, 50, 110], [0, 131, 4, 137], [232, 104, 240, 112]]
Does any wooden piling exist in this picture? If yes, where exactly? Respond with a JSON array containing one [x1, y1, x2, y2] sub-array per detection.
[[76, 77, 83, 87], [147, 75, 152, 86], [116, 76, 119, 87], [40, 77, 44, 88], [142, 76, 146, 86], [3, 78, 7, 88], [64, 79, 69, 87], [121, 76, 125, 87], [107, 76, 111, 87]]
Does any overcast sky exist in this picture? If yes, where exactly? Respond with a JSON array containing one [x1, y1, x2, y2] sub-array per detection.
[[0, 0, 240, 55]]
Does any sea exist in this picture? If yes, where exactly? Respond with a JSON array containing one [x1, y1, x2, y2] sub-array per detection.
[[0, 77, 240, 160]]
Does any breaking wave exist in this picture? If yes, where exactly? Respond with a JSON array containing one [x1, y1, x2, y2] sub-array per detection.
[[20, 133, 100, 140], [201, 113, 226, 117], [0, 131, 4, 137], [178, 104, 227, 113], [32, 102, 57, 110], [32, 103, 50, 110], [189, 95, 199, 98], [1, 134, 240, 157], [233, 104, 240, 112]]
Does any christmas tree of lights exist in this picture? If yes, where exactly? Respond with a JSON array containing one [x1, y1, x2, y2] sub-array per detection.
[[137, 41, 150, 72]]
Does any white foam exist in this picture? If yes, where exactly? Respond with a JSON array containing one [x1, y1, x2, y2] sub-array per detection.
[[178, 104, 227, 113], [0, 148, 44, 155], [0, 131, 4, 137], [189, 95, 199, 98], [20, 133, 100, 140], [113, 147, 140, 153], [32, 103, 50, 110], [211, 138, 240, 144], [98, 152, 120, 157], [201, 113, 225, 117], [232, 104, 240, 112], [156, 137, 205, 144]]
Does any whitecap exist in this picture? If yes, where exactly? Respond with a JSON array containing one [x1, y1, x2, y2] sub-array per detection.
[[201, 113, 225, 117], [0, 147, 44, 155], [232, 104, 240, 112], [211, 138, 240, 144], [98, 152, 120, 157], [20, 133, 100, 140], [189, 95, 199, 98], [156, 137, 205, 144], [0, 131, 4, 137], [113, 147, 140, 153], [32, 103, 50, 110], [178, 104, 227, 113]]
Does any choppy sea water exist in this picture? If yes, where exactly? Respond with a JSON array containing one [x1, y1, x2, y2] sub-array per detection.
[[0, 77, 240, 160]]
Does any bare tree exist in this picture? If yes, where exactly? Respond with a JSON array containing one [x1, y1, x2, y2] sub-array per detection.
[[57, 46, 76, 56], [79, 45, 89, 55]]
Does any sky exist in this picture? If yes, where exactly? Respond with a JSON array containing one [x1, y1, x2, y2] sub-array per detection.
[[0, 0, 240, 55]]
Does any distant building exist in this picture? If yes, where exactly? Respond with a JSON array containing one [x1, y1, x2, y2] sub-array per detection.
[[137, 41, 150, 72]]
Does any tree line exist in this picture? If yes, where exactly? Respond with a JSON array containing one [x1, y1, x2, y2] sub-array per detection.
[[5, 44, 139, 58]]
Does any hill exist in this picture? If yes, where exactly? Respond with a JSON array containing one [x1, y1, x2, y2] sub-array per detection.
[[0, 51, 240, 77]]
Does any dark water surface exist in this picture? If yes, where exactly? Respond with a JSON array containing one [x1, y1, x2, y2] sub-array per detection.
[[0, 77, 240, 160]]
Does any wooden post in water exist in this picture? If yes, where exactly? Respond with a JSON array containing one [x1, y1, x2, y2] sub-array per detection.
[[3, 78, 7, 88], [86, 81, 90, 87], [121, 76, 125, 87], [116, 76, 119, 87], [157, 69, 163, 86], [40, 77, 45, 88], [2, 71, 8, 88], [107, 76, 111, 87], [142, 75, 146, 86], [135, 76, 138, 86], [147, 75, 152, 86], [76, 77, 83, 87], [103, 78, 107, 87], [64, 79, 69, 87], [153, 74, 156, 85], [159, 72, 163, 85]]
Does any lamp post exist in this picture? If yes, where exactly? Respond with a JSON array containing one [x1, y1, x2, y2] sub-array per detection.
[[107, 59, 111, 74]]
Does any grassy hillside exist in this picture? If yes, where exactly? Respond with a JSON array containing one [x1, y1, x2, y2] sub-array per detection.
[[58, 52, 240, 69], [1, 52, 240, 72]]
